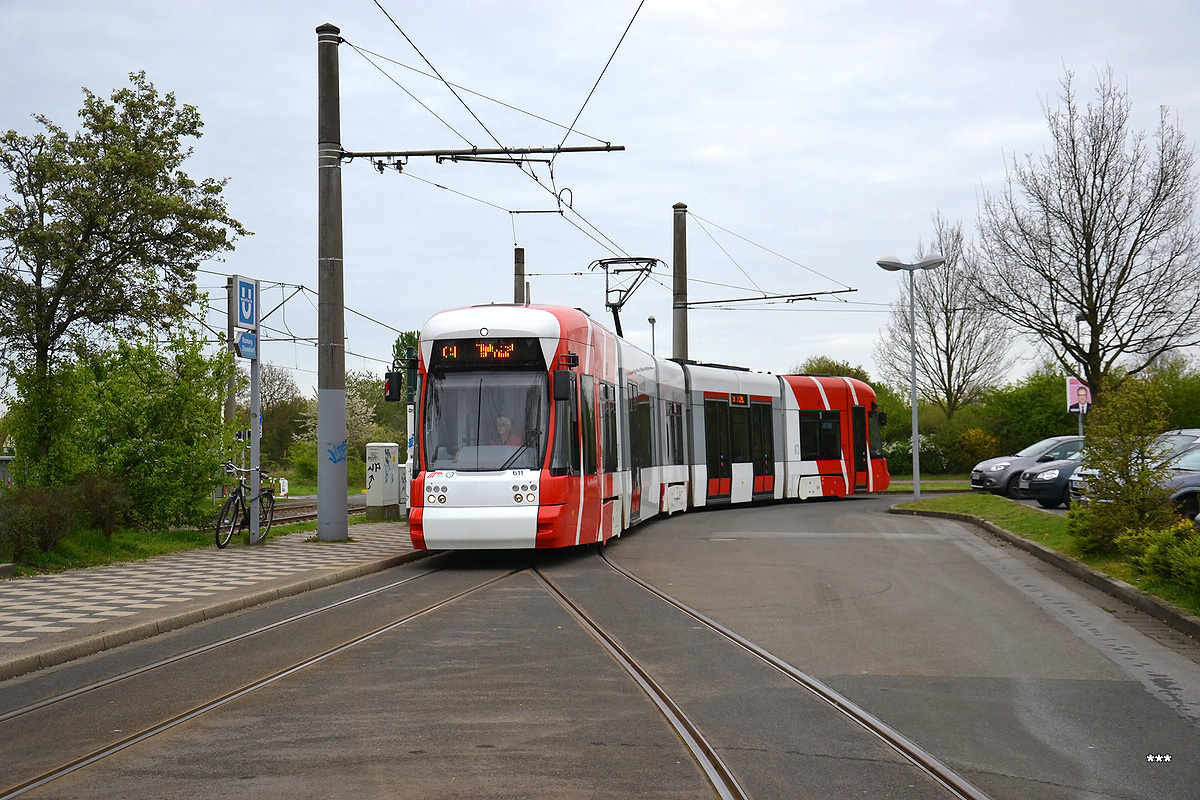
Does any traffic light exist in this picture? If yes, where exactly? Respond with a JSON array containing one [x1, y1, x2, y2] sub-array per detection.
[[404, 347, 418, 405], [384, 372, 403, 402]]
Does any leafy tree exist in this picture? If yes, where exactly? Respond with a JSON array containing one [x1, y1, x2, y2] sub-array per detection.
[[258, 362, 305, 468], [0, 71, 247, 482], [789, 355, 872, 383], [979, 363, 1079, 456], [975, 67, 1200, 401], [78, 333, 234, 528], [875, 214, 1012, 417], [1143, 354, 1200, 430], [1068, 377, 1176, 552], [6, 331, 234, 527]]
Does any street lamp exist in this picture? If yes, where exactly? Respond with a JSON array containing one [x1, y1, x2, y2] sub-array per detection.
[[877, 255, 944, 501], [648, 315, 656, 355]]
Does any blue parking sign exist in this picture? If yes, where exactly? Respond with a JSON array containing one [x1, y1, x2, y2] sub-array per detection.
[[236, 276, 257, 329]]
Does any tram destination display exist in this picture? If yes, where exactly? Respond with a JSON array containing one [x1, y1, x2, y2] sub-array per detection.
[[429, 337, 544, 370]]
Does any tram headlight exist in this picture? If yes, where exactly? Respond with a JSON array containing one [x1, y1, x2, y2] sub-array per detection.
[[526, 493, 536, 503], [438, 495, 447, 504], [514, 493, 523, 503], [427, 494, 437, 505]]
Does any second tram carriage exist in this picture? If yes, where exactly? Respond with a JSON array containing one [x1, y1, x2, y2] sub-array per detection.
[[407, 304, 888, 550]]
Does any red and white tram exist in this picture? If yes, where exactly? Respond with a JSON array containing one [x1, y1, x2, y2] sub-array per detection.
[[407, 304, 888, 550]]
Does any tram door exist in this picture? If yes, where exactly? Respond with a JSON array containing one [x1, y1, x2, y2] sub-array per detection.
[[851, 404, 869, 491], [627, 383, 647, 522], [751, 401, 775, 497], [704, 398, 731, 500]]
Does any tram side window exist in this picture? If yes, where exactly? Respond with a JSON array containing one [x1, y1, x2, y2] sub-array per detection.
[[666, 401, 685, 466], [628, 385, 653, 469], [601, 382, 618, 473], [799, 411, 842, 460], [581, 375, 597, 476], [550, 373, 580, 476], [729, 405, 751, 463], [869, 410, 884, 459], [751, 402, 774, 470]]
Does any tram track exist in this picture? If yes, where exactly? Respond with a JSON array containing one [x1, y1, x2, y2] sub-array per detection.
[[595, 548, 993, 800], [0, 561, 518, 800], [0, 565, 445, 726], [5, 548, 994, 799]]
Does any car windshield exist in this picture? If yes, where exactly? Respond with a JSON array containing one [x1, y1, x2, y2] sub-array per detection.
[[423, 369, 550, 472], [1158, 434, 1200, 462], [1168, 444, 1200, 471], [1016, 437, 1066, 458]]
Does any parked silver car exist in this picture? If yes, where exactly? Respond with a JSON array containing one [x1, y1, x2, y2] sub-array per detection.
[[970, 436, 1084, 498]]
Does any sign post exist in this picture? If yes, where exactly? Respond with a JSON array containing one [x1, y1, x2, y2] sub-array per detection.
[[1067, 378, 1091, 437], [232, 275, 264, 544]]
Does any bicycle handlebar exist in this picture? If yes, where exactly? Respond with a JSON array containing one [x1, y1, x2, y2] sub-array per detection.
[[222, 461, 271, 480]]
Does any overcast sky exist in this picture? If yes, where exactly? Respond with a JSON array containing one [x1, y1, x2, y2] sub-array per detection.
[[4, 0, 1199, 393]]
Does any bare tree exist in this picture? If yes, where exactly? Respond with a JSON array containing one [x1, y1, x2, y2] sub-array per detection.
[[874, 215, 1012, 417], [975, 67, 1200, 400], [259, 362, 301, 411]]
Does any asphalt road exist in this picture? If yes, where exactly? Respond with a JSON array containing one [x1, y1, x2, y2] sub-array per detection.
[[606, 496, 1200, 798], [6, 495, 1198, 799]]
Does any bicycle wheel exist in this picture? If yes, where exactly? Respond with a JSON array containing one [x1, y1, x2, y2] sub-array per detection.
[[258, 492, 275, 539], [216, 492, 244, 548]]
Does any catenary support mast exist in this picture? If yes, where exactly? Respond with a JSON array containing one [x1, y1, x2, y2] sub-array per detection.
[[317, 23, 348, 541]]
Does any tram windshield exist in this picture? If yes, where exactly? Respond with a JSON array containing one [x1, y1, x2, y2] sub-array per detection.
[[423, 370, 549, 472]]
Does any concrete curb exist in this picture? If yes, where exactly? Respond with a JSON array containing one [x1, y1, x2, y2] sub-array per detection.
[[890, 506, 1200, 641], [0, 550, 430, 682]]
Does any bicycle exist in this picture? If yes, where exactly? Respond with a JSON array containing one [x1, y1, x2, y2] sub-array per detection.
[[216, 461, 276, 548]]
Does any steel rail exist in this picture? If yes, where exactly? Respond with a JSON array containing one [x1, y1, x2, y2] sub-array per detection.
[[0, 564, 445, 724], [599, 550, 993, 800], [0, 567, 521, 800], [532, 567, 749, 800]]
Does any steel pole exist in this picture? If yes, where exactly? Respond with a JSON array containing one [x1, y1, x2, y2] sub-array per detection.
[[909, 269, 921, 501], [514, 247, 525, 304], [672, 202, 688, 361], [317, 23, 348, 541]]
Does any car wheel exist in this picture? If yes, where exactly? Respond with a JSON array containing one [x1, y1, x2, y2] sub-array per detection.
[[1037, 496, 1062, 509], [1004, 474, 1022, 499], [1177, 495, 1200, 520]]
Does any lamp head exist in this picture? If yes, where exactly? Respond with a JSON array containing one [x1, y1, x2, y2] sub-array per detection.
[[876, 255, 945, 272]]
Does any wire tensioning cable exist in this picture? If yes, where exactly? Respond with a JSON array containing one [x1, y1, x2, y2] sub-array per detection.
[[344, 41, 611, 146], [554, 0, 646, 159], [689, 212, 853, 291]]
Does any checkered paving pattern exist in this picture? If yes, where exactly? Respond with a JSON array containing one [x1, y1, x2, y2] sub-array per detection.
[[0, 523, 413, 647]]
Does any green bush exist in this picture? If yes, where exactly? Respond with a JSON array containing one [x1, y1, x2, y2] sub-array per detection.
[[0, 485, 80, 563], [1068, 377, 1177, 552], [73, 470, 134, 541], [956, 427, 1000, 470], [1116, 519, 1200, 592]]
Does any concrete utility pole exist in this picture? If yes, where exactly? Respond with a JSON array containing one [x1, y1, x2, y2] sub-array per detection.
[[672, 202, 689, 361], [316, 23, 348, 541], [514, 247, 526, 304], [224, 277, 237, 424]]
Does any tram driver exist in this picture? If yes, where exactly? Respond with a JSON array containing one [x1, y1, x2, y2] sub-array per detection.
[[489, 416, 522, 446]]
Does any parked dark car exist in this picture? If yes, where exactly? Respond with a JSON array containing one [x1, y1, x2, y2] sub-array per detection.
[[1016, 451, 1083, 509], [1159, 444, 1200, 519], [1069, 428, 1200, 506], [970, 436, 1084, 498]]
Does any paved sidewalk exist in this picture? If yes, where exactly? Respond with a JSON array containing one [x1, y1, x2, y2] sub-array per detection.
[[0, 522, 425, 682]]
